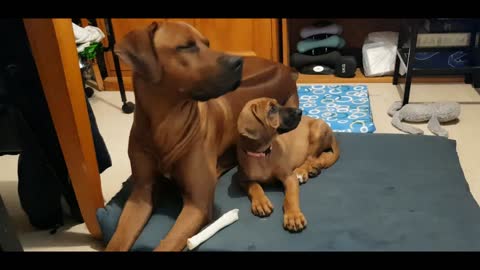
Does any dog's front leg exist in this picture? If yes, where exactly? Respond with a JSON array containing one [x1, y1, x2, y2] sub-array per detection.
[[234, 170, 274, 217], [281, 175, 307, 232], [105, 146, 156, 251], [154, 145, 217, 251]]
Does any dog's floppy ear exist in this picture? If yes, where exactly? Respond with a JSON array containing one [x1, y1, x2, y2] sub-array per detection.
[[237, 103, 262, 140], [115, 22, 162, 83]]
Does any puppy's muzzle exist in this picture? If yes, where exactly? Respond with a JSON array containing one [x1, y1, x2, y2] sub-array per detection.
[[278, 108, 302, 134]]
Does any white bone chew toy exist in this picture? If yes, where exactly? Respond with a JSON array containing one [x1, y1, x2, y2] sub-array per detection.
[[186, 209, 239, 250]]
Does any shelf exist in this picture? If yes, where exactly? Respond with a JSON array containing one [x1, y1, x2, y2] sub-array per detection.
[[397, 50, 480, 76], [297, 69, 465, 84]]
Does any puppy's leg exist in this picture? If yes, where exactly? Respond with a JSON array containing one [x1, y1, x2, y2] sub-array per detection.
[[234, 170, 273, 217], [154, 145, 217, 251], [240, 181, 274, 217], [281, 174, 307, 232], [309, 134, 340, 174], [293, 157, 316, 184], [105, 148, 156, 251], [294, 124, 340, 184]]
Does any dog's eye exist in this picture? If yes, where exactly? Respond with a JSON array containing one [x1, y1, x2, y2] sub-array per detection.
[[176, 41, 199, 52], [269, 105, 278, 114]]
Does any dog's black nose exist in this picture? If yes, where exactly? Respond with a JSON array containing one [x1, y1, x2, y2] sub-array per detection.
[[228, 56, 243, 71], [221, 55, 243, 71], [294, 109, 303, 117]]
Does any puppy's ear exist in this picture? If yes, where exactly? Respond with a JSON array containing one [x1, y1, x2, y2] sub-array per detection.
[[115, 22, 162, 83], [239, 126, 261, 141], [266, 114, 280, 129], [237, 104, 261, 140]]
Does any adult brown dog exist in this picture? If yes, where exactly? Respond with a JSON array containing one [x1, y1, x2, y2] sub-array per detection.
[[235, 97, 339, 232], [105, 21, 299, 251]]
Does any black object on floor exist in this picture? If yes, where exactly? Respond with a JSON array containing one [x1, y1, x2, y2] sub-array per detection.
[[97, 133, 480, 251]]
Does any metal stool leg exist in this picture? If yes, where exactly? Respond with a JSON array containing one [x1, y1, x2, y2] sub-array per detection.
[[393, 22, 405, 86], [104, 18, 135, 114], [402, 22, 419, 106]]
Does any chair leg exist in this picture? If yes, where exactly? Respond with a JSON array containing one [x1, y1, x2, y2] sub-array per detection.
[[402, 22, 418, 106], [104, 18, 135, 114], [465, 21, 478, 85], [0, 196, 23, 251], [393, 22, 405, 86]]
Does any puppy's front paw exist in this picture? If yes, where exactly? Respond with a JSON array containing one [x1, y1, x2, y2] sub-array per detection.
[[251, 196, 274, 217], [293, 168, 309, 184], [283, 211, 307, 232]]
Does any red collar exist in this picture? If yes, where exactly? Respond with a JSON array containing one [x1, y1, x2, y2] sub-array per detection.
[[245, 145, 272, 158]]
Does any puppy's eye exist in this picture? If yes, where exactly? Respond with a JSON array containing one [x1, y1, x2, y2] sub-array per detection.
[[176, 41, 199, 52], [269, 105, 278, 114]]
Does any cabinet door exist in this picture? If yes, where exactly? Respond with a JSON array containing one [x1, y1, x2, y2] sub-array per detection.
[[100, 18, 278, 90], [193, 19, 278, 61]]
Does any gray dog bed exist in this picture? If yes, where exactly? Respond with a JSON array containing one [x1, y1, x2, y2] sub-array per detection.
[[96, 133, 480, 251]]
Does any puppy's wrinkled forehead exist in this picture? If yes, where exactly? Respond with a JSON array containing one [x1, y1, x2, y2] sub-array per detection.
[[252, 98, 278, 111], [153, 21, 208, 48], [243, 98, 278, 120]]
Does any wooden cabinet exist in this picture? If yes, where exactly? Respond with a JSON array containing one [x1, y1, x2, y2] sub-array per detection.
[[91, 18, 463, 90], [193, 19, 278, 59], [99, 18, 280, 90]]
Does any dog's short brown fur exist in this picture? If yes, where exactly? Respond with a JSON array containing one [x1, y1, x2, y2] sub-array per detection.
[[105, 21, 299, 251], [235, 97, 339, 232]]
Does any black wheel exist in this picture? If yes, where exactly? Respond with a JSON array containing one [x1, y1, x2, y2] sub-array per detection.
[[122, 102, 135, 114], [85, 87, 94, 98]]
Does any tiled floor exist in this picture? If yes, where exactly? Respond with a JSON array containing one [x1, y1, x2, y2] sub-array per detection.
[[1, 82, 479, 251]]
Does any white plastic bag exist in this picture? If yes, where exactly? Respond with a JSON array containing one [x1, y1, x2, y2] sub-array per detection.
[[362, 31, 399, 77], [72, 22, 105, 53]]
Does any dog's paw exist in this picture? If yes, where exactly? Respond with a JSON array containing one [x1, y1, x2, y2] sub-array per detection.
[[307, 167, 321, 178], [293, 168, 309, 184], [251, 196, 274, 217], [283, 211, 307, 232]]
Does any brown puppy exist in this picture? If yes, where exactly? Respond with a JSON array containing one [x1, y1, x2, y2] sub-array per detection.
[[105, 21, 299, 251], [235, 97, 339, 232]]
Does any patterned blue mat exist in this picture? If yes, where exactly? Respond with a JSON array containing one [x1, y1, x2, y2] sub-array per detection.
[[298, 85, 376, 133]]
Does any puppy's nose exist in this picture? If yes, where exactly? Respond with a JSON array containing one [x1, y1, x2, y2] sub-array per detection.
[[221, 55, 243, 71], [294, 109, 303, 117]]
